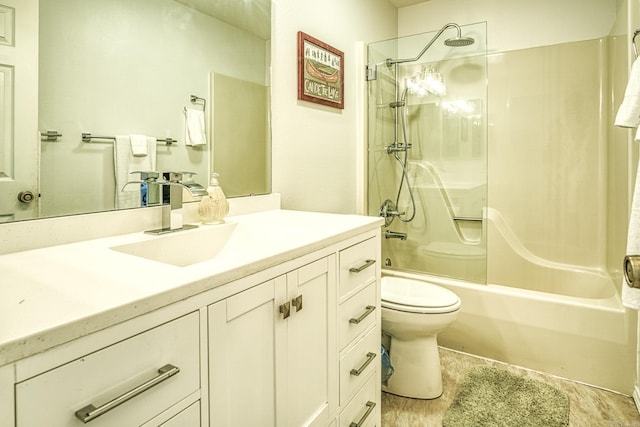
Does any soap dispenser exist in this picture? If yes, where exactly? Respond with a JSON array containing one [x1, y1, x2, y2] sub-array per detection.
[[198, 173, 229, 224]]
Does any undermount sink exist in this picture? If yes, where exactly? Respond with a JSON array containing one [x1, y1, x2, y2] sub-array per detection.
[[111, 222, 237, 267]]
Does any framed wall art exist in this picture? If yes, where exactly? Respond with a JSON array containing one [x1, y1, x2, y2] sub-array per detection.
[[297, 31, 344, 109]]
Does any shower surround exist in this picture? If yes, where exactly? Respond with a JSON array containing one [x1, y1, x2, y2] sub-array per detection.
[[368, 27, 636, 392]]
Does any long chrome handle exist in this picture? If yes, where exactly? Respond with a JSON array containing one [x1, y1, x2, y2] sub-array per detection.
[[75, 364, 180, 423], [291, 295, 303, 312], [350, 352, 376, 377], [350, 401, 376, 427], [349, 305, 375, 324], [452, 216, 483, 222], [349, 259, 375, 273], [279, 301, 291, 319]]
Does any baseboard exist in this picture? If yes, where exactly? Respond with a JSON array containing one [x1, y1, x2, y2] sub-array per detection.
[[633, 386, 640, 415]]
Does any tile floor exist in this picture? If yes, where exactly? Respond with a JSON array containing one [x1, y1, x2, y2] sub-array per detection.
[[381, 347, 640, 426]]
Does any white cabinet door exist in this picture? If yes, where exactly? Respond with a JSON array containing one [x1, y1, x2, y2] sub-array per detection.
[[208, 278, 285, 427], [284, 256, 336, 427], [209, 255, 337, 427]]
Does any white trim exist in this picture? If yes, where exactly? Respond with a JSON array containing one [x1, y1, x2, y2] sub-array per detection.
[[354, 41, 367, 215], [633, 385, 640, 415]]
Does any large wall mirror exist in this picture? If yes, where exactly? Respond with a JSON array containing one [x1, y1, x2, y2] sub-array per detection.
[[1, 0, 271, 224]]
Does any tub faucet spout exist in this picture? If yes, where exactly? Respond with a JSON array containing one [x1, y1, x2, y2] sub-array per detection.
[[385, 230, 407, 240]]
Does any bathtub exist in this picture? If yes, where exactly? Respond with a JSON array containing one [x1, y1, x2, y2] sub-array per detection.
[[382, 269, 636, 394], [486, 207, 617, 298]]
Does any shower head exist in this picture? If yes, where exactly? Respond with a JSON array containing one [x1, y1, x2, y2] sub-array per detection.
[[444, 23, 475, 47], [386, 23, 473, 66], [444, 36, 475, 47]]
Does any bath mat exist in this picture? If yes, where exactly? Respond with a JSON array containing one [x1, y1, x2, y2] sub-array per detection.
[[443, 365, 570, 427]]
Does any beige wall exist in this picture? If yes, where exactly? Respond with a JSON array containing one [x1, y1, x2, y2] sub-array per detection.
[[399, 0, 621, 51], [271, 0, 398, 214]]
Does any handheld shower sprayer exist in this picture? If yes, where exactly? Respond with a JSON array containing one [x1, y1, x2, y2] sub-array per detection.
[[380, 23, 474, 227]]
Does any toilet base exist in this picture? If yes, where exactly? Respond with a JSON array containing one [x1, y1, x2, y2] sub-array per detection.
[[385, 336, 443, 399]]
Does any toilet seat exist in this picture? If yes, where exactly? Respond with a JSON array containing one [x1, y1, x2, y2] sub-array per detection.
[[382, 277, 461, 314]]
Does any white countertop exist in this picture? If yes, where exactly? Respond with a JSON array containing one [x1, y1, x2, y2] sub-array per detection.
[[0, 209, 383, 366]]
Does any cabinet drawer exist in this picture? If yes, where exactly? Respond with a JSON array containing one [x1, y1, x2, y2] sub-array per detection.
[[16, 312, 200, 427], [339, 327, 379, 406], [160, 401, 200, 427], [339, 281, 377, 350], [339, 238, 377, 299], [339, 375, 377, 427]]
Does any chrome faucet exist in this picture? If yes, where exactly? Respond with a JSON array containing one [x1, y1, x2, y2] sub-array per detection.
[[145, 172, 208, 235], [122, 171, 161, 207]]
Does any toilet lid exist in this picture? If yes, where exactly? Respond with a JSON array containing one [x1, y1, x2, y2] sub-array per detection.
[[381, 277, 461, 314]]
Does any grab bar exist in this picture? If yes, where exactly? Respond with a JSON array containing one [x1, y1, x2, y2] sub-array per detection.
[[453, 216, 483, 222]]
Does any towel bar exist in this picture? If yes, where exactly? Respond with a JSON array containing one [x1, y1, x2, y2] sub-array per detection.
[[82, 133, 178, 145], [189, 94, 206, 112], [40, 130, 63, 142]]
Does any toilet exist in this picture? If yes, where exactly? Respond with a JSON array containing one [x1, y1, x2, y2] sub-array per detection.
[[381, 276, 461, 399]]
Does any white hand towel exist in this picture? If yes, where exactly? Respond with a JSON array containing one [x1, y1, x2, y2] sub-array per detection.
[[185, 108, 206, 146], [616, 58, 640, 128], [622, 128, 640, 309], [130, 134, 148, 156], [127, 136, 156, 175], [114, 135, 157, 209]]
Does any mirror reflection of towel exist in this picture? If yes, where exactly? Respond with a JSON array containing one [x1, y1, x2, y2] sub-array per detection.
[[114, 135, 157, 209], [130, 134, 148, 156], [185, 108, 206, 146]]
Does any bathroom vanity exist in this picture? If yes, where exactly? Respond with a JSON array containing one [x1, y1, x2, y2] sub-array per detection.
[[0, 209, 383, 426]]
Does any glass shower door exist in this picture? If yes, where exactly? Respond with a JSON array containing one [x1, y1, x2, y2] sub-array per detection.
[[367, 22, 488, 283]]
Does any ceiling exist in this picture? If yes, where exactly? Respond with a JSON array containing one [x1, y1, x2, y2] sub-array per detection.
[[388, 0, 429, 7], [173, 0, 271, 40], [174, 0, 427, 40]]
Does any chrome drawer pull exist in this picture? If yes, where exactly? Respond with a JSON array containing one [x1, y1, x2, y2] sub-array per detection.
[[350, 401, 376, 427], [349, 305, 375, 324], [349, 259, 375, 273], [350, 352, 376, 376], [75, 364, 180, 423]]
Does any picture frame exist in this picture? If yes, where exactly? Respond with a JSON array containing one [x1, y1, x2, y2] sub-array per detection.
[[297, 32, 344, 109]]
